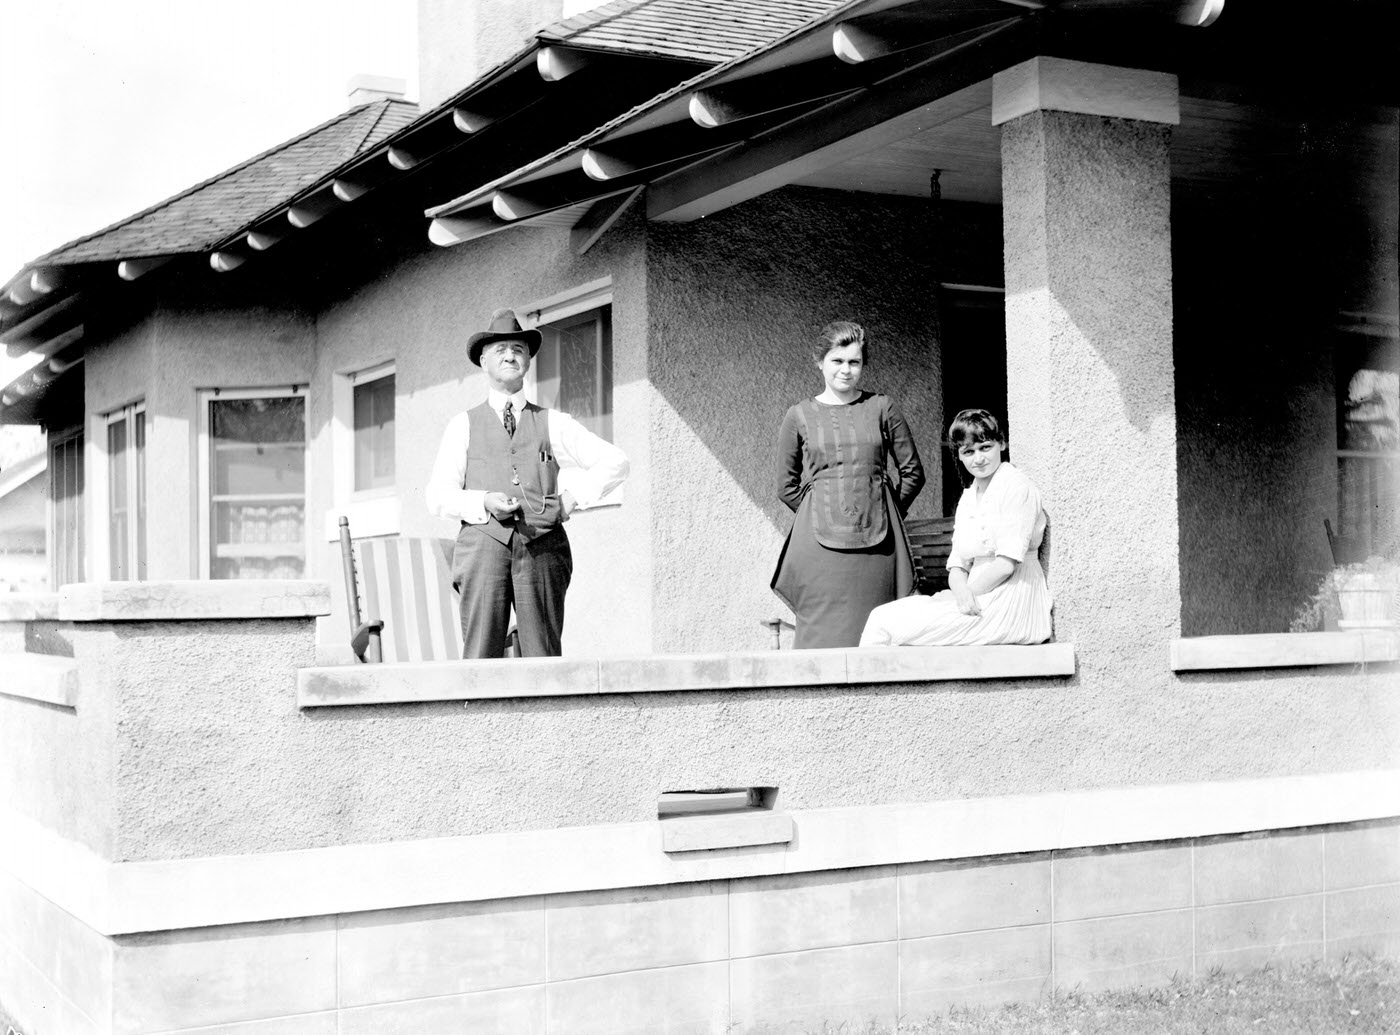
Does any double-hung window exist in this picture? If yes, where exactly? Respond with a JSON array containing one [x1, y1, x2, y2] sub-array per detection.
[[1334, 325, 1398, 560], [532, 307, 613, 442], [353, 367, 395, 493], [522, 277, 614, 435], [521, 279, 619, 510], [326, 361, 398, 540], [199, 387, 308, 579], [48, 427, 85, 587], [105, 402, 146, 580]]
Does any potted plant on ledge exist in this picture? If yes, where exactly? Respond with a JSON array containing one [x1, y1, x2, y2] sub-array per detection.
[[1292, 552, 1399, 633]]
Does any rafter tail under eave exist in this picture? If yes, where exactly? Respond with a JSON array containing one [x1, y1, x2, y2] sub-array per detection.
[[453, 108, 495, 134], [333, 179, 370, 202], [429, 215, 509, 247], [537, 46, 589, 83], [5, 323, 84, 362], [117, 256, 174, 281]]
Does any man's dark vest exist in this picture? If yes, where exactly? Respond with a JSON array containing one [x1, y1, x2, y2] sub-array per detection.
[[464, 401, 562, 545]]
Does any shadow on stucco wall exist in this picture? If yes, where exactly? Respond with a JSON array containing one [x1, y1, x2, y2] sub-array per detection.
[[1174, 181, 1392, 635], [644, 187, 1001, 651]]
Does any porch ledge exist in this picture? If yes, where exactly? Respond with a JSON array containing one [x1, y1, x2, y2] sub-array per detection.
[[0, 653, 78, 707], [0, 592, 60, 621], [1171, 630, 1400, 672], [296, 643, 1076, 707], [57, 580, 332, 622]]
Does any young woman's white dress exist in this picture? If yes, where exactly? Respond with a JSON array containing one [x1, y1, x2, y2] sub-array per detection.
[[859, 462, 1052, 646]]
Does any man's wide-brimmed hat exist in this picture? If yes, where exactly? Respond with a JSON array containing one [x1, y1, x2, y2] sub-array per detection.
[[467, 308, 542, 366]]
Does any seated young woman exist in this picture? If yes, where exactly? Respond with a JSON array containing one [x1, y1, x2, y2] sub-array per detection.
[[859, 408, 1052, 647]]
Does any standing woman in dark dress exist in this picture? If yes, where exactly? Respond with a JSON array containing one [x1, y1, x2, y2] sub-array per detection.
[[771, 321, 925, 648]]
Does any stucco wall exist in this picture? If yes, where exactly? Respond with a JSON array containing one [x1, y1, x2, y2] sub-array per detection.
[[46, 612, 1396, 862], [417, 0, 562, 109], [645, 187, 962, 653], [84, 300, 316, 583], [0, 623, 117, 857], [310, 210, 651, 658]]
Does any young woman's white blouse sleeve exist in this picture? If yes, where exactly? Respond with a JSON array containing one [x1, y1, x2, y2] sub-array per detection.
[[989, 470, 1041, 561]]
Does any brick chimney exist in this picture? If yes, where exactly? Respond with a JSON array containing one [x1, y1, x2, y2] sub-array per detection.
[[346, 74, 408, 107], [417, 0, 564, 110]]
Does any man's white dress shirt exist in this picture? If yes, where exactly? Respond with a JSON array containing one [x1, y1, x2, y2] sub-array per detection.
[[426, 388, 629, 525]]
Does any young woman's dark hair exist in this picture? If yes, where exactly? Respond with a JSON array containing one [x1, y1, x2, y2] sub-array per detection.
[[946, 408, 1004, 451], [812, 320, 868, 366]]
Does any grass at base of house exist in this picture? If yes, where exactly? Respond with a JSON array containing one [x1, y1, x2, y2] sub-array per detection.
[[1, 956, 1394, 1034], [809, 955, 1398, 1035]]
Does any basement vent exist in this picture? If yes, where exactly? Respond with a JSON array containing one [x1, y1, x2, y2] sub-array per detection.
[[658, 787, 774, 818]]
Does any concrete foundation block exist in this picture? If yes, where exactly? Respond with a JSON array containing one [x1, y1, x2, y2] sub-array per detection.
[[1053, 909, 1194, 991], [729, 941, 899, 1034], [899, 853, 1050, 938], [111, 917, 336, 1033], [336, 897, 544, 1007], [1326, 883, 1400, 957], [1326, 820, 1400, 889], [1195, 895, 1325, 966], [1054, 842, 1192, 921], [339, 985, 544, 1035], [728, 865, 896, 958], [900, 925, 1051, 1017], [545, 881, 727, 981], [545, 961, 727, 1035], [1195, 830, 1325, 905]]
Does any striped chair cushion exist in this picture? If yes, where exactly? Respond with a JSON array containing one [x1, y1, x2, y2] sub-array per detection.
[[354, 537, 463, 663]]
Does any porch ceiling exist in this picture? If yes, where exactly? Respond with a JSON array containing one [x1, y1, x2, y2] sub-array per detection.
[[428, 0, 1398, 245], [790, 84, 1400, 207]]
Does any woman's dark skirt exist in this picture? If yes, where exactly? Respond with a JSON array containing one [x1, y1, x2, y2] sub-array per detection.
[[772, 485, 915, 649]]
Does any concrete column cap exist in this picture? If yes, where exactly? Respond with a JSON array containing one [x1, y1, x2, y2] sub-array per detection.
[[992, 56, 1180, 127], [57, 580, 331, 621]]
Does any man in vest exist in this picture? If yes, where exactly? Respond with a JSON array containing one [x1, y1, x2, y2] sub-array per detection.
[[427, 308, 629, 657]]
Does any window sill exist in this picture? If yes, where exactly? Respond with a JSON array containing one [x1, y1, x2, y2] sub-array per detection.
[[660, 810, 794, 853], [0, 593, 60, 621], [324, 495, 401, 541], [58, 581, 331, 621], [1170, 630, 1400, 672], [0, 653, 78, 707], [296, 642, 1076, 707]]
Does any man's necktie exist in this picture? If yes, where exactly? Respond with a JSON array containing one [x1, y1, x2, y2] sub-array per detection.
[[503, 400, 516, 438]]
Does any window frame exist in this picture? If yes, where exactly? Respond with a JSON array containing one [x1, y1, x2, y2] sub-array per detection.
[[324, 360, 399, 541], [1329, 314, 1399, 565], [197, 385, 310, 579], [518, 278, 622, 511], [98, 400, 147, 582], [47, 425, 85, 588]]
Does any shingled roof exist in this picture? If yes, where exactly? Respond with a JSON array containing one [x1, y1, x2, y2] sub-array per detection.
[[542, 0, 850, 63], [31, 99, 418, 267]]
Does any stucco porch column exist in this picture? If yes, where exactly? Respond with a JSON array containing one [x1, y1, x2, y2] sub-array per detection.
[[994, 57, 1180, 670]]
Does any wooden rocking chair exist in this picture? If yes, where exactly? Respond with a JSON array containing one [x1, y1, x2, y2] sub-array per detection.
[[338, 516, 519, 662]]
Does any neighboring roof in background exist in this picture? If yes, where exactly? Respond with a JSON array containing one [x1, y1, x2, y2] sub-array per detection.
[[0, 448, 45, 505], [0, 423, 44, 469], [541, 0, 850, 63], [31, 100, 418, 267]]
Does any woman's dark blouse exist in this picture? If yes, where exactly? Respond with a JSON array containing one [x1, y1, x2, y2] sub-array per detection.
[[775, 392, 924, 546]]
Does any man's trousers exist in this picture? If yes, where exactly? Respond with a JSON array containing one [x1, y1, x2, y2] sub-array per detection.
[[452, 524, 572, 658]]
